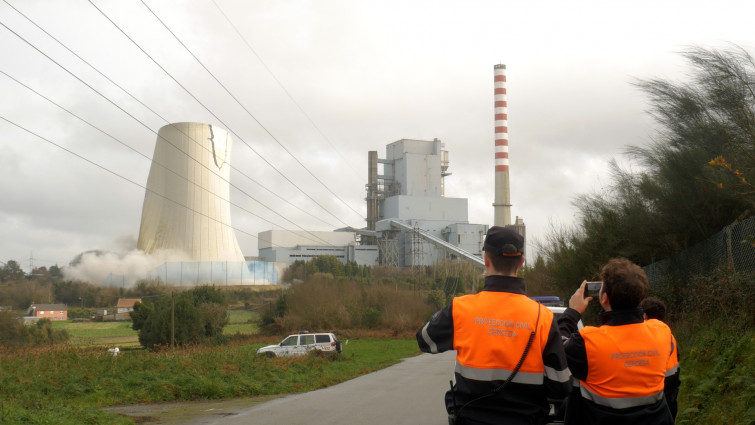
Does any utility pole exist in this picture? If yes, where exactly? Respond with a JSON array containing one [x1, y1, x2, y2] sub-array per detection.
[[171, 291, 175, 349]]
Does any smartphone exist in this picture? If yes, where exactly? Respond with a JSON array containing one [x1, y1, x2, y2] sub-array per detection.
[[583, 281, 602, 299]]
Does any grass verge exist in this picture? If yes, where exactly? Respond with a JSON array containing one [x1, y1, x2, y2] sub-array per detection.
[[0, 337, 420, 424], [674, 318, 755, 425]]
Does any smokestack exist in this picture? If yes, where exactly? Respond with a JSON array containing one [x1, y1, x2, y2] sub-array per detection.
[[366, 150, 378, 232], [493, 64, 512, 226]]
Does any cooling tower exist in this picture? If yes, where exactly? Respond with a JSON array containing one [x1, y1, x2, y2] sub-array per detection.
[[493, 64, 512, 227], [137, 122, 245, 261]]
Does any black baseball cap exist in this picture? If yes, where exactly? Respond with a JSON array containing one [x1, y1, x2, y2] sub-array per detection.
[[483, 226, 524, 257]]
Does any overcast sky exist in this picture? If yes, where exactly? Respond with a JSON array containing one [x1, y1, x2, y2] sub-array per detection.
[[1, 0, 754, 275]]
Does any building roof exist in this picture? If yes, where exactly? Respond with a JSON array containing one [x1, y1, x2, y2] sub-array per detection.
[[117, 298, 142, 308], [29, 304, 67, 311]]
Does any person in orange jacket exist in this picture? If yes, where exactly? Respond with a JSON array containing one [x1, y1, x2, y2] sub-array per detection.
[[417, 226, 571, 425], [640, 297, 680, 420], [558, 258, 678, 424]]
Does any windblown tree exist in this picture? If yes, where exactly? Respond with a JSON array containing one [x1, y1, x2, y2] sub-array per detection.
[[0, 260, 26, 282], [538, 45, 755, 294]]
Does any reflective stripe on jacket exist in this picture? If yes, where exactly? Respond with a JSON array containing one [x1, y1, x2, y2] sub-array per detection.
[[666, 333, 679, 377]]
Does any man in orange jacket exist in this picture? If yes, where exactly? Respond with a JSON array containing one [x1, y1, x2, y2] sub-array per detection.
[[417, 226, 571, 425], [558, 258, 678, 424]]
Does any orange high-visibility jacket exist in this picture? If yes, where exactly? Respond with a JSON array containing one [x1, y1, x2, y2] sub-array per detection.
[[579, 318, 673, 409], [452, 291, 556, 385]]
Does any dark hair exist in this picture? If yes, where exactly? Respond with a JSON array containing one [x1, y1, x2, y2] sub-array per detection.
[[600, 258, 649, 310], [640, 297, 667, 321], [485, 251, 522, 275]]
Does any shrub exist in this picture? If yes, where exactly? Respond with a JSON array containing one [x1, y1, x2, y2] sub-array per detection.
[[260, 277, 436, 335], [426, 290, 446, 310], [0, 312, 69, 346], [130, 286, 229, 350], [67, 307, 92, 319], [650, 268, 754, 327]]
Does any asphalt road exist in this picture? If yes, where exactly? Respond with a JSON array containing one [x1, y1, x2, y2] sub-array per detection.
[[210, 350, 457, 425]]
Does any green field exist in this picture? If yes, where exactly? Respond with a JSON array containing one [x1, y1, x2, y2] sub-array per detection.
[[50, 309, 261, 347], [224, 309, 260, 335], [52, 320, 139, 347]]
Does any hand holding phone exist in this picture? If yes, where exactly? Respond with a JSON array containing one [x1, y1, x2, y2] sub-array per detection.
[[583, 281, 602, 299], [569, 281, 593, 313]]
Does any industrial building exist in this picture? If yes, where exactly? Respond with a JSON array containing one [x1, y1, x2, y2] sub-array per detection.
[[258, 230, 378, 267], [261, 138, 492, 269], [260, 64, 526, 270], [131, 63, 525, 281], [366, 138, 489, 267]]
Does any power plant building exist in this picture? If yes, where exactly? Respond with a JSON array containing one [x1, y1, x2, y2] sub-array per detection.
[[258, 230, 378, 266], [258, 64, 525, 270], [260, 138, 488, 269], [368, 138, 488, 267], [109, 65, 524, 284]]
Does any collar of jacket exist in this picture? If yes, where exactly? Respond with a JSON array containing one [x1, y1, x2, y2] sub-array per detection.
[[482, 275, 526, 294], [599, 308, 644, 326]]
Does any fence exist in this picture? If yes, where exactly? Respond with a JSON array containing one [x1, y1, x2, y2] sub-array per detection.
[[643, 215, 755, 284], [103, 261, 283, 287]]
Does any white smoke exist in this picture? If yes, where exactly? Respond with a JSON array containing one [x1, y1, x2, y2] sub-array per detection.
[[64, 248, 190, 287]]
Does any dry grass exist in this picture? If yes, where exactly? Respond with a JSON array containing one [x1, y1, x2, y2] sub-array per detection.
[[268, 276, 435, 335]]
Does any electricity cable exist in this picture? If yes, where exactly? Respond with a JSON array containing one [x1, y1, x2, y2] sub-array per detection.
[[208, 0, 365, 183], [0, 0, 339, 230], [0, 21, 338, 248], [0, 114, 289, 249], [138, 0, 366, 220], [0, 69, 338, 248], [86, 0, 361, 229]]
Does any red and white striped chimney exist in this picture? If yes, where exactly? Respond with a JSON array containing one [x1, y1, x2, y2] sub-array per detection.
[[493, 64, 512, 227]]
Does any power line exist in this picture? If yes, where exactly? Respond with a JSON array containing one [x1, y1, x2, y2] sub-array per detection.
[[138, 0, 366, 221], [208, 0, 366, 184], [0, 8, 342, 247], [0, 0, 340, 231], [0, 69, 337, 248], [0, 114, 285, 248], [87, 0, 363, 229]]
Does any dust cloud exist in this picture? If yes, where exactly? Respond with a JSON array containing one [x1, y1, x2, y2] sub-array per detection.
[[64, 248, 189, 287]]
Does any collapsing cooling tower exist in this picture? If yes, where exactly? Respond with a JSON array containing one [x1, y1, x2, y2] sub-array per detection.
[[137, 122, 245, 261]]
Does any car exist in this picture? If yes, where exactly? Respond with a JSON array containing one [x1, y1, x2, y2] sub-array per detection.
[[530, 296, 564, 307], [256, 332, 343, 358], [528, 296, 584, 329]]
